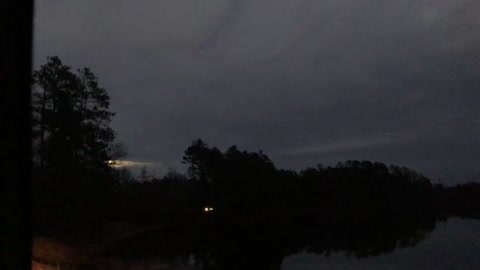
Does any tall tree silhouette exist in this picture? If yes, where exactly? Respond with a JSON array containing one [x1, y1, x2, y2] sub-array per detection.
[[182, 139, 223, 183], [32, 56, 116, 182]]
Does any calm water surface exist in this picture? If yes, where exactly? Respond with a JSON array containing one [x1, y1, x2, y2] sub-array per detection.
[[282, 218, 480, 270], [72, 217, 479, 269]]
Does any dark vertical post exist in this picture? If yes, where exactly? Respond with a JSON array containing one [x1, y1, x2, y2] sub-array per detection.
[[0, 1, 34, 269]]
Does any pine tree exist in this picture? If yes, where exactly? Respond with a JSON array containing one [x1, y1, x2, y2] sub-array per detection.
[[32, 56, 116, 183]]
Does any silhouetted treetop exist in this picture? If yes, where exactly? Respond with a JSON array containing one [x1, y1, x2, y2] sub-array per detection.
[[182, 139, 223, 182], [182, 139, 276, 183], [32, 56, 118, 182]]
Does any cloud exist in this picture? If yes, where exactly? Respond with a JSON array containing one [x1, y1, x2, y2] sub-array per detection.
[[284, 133, 416, 155], [34, 0, 480, 182], [108, 159, 161, 168], [108, 159, 171, 177]]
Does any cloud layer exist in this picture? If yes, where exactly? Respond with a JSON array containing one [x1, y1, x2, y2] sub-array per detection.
[[34, 0, 480, 183]]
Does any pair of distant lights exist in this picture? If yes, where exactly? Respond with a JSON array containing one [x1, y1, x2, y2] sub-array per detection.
[[204, 207, 214, 213]]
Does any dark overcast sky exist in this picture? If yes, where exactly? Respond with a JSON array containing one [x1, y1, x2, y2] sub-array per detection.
[[34, 0, 480, 184]]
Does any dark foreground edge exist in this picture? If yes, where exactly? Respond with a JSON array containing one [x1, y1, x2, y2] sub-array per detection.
[[0, 1, 34, 269]]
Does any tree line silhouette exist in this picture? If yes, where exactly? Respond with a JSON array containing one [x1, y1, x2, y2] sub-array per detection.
[[31, 57, 480, 269]]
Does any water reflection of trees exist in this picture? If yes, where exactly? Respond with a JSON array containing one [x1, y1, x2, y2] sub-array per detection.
[[106, 195, 436, 270], [106, 206, 437, 270], [195, 208, 436, 269]]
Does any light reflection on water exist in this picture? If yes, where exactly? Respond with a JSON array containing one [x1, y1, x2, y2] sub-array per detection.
[[282, 218, 480, 270]]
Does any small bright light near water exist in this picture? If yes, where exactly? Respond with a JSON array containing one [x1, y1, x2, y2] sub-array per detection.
[[282, 218, 480, 270]]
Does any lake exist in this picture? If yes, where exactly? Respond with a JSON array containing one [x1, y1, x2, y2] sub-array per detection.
[[32, 217, 480, 269], [95, 217, 480, 270], [282, 217, 480, 270]]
